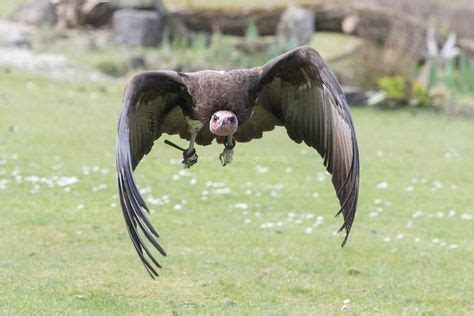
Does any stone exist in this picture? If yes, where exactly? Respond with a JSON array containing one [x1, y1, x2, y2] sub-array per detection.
[[10, 0, 58, 27], [80, 0, 115, 27], [277, 6, 315, 49], [113, 9, 164, 46], [55, 0, 114, 28], [0, 21, 34, 48], [342, 86, 369, 106], [128, 54, 147, 70]]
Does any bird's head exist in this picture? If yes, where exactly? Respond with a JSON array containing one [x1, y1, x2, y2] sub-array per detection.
[[209, 110, 238, 136]]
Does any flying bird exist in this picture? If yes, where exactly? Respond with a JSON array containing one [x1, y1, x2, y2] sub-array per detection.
[[116, 46, 359, 278]]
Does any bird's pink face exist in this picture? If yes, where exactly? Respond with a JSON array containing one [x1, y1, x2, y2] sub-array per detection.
[[209, 110, 238, 136]]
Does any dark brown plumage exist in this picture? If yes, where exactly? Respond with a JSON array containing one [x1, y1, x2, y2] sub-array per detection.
[[116, 46, 360, 278]]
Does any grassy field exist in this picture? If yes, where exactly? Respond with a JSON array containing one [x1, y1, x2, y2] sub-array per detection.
[[0, 64, 473, 315]]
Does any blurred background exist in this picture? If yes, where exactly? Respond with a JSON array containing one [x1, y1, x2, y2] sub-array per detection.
[[0, 0, 473, 314]]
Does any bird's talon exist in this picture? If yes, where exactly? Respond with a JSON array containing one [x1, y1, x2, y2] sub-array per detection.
[[219, 149, 233, 166], [182, 148, 198, 168]]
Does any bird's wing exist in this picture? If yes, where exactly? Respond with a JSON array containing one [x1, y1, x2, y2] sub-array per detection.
[[237, 46, 360, 245], [116, 71, 193, 277]]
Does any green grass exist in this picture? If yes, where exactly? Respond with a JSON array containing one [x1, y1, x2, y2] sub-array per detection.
[[0, 69, 473, 315]]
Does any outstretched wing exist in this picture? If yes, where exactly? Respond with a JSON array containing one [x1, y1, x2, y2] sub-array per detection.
[[116, 71, 193, 277], [237, 46, 359, 246]]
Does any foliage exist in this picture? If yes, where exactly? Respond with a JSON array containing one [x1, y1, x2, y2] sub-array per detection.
[[377, 76, 434, 108], [431, 55, 474, 94], [95, 59, 127, 77]]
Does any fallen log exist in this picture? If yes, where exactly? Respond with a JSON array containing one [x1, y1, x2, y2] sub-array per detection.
[[168, 4, 427, 45]]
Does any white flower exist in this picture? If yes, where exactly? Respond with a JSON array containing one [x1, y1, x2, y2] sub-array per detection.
[[212, 187, 231, 195], [435, 212, 444, 218], [316, 172, 326, 182], [305, 227, 313, 234], [396, 234, 404, 239], [189, 178, 197, 185], [57, 176, 78, 187], [147, 197, 161, 206], [376, 182, 388, 189], [244, 219, 251, 224], [169, 158, 181, 165], [405, 186, 414, 192], [234, 203, 249, 210], [461, 213, 473, 220], [448, 244, 458, 250], [343, 299, 351, 305], [173, 204, 182, 210], [448, 210, 456, 217], [255, 165, 269, 174], [383, 237, 391, 242], [433, 180, 443, 189]]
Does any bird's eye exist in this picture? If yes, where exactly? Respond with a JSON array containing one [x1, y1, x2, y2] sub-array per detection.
[[229, 117, 236, 124], [212, 115, 218, 122]]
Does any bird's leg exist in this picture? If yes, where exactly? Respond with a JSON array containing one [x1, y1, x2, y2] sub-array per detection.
[[219, 136, 235, 166], [182, 132, 198, 168]]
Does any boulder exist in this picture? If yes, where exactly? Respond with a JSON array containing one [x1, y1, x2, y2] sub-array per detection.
[[342, 86, 370, 106], [277, 6, 315, 49], [10, 0, 58, 27], [113, 9, 164, 46], [79, 0, 115, 27]]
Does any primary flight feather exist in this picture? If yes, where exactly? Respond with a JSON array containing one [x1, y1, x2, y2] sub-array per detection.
[[116, 46, 360, 278]]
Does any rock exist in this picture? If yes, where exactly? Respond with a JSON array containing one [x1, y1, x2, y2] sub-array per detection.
[[113, 9, 164, 46], [0, 33, 31, 48], [127, 54, 146, 70], [80, 0, 114, 27], [0, 21, 34, 48], [56, 0, 114, 28], [10, 0, 58, 27], [342, 86, 369, 106], [277, 6, 315, 49]]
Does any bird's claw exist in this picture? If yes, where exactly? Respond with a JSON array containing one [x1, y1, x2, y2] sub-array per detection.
[[219, 149, 233, 166], [182, 148, 198, 169]]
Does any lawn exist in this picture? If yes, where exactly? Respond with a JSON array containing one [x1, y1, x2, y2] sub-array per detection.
[[0, 65, 473, 315]]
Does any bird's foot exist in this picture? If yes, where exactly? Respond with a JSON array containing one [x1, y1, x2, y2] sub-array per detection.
[[182, 148, 198, 169], [219, 148, 233, 166]]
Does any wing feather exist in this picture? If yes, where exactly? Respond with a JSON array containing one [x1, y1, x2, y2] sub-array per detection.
[[116, 71, 193, 277], [246, 46, 360, 245]]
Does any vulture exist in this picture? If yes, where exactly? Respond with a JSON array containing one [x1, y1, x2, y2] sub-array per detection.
[[116, 46, 359, 278]]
